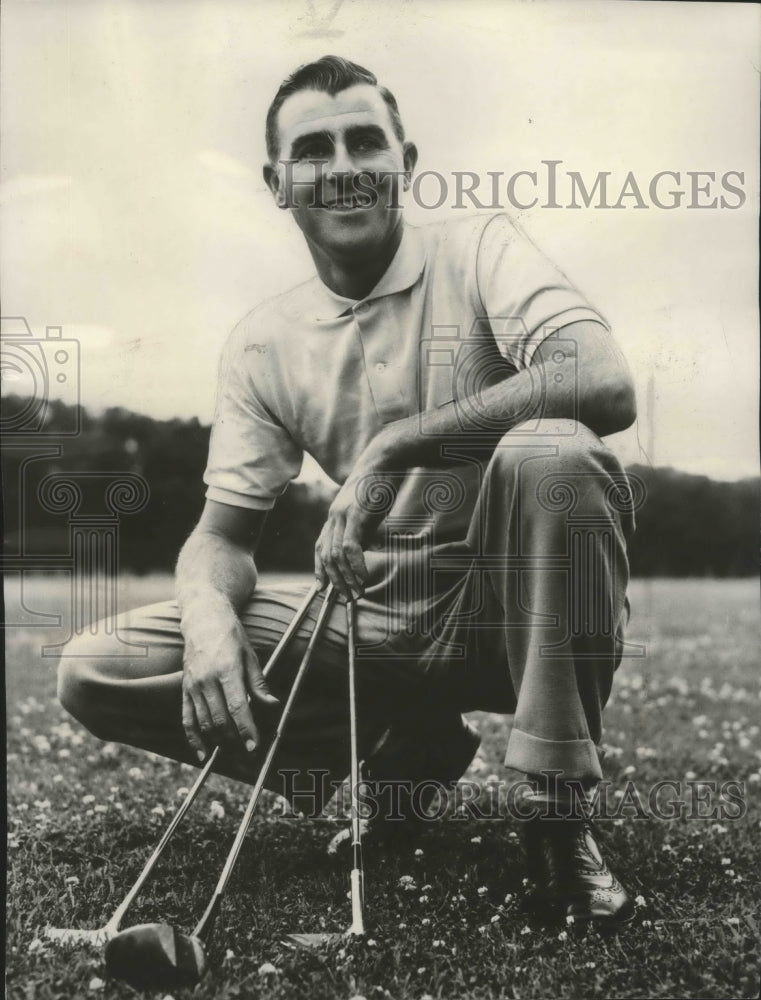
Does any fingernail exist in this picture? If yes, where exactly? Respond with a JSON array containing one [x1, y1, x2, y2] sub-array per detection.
[[196, 750, 206, 762], [245, 739, 256, 752]]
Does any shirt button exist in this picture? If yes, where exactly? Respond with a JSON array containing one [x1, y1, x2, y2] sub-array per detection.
[[375, 362, 386, 373], [355, 302, 370, 314]]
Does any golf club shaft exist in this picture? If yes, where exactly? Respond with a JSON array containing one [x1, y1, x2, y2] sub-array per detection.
[[347, 598, 365, 934], [108, 746, 221, 930], [109, 581, 323, 932], [192, 585, 337, 941]]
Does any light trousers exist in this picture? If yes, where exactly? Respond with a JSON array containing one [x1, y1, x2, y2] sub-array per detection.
[[58, 420, 635, 800]]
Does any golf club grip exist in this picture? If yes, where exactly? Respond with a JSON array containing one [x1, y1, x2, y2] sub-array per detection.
[[192, 585, 338, 941], [109, 745, 221, 927]]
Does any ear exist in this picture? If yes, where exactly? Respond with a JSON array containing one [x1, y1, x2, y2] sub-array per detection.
[[263, 163, 288, 209], [402, 142, 418, 191]]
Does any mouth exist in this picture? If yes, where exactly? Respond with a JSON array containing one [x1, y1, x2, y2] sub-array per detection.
[[319, 196, 374, 211]]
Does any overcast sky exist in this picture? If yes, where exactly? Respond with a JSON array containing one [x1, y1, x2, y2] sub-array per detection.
[[1, 0, 759, 482]]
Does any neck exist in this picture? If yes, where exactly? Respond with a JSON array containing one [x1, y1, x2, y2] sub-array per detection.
[[309, 222, 404, 300]]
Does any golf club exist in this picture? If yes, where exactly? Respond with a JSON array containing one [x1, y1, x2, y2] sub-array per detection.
[[44, 745, 220, 949], [45, 580, 322, 950], [285, 595, 366, 949], [104, 584, 337, 991]]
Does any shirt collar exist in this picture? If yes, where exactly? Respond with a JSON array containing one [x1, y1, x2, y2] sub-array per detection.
[[309, 223, 427, 320]]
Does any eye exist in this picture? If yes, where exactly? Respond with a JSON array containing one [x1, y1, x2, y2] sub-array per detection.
[[352, 136, 384, 154]]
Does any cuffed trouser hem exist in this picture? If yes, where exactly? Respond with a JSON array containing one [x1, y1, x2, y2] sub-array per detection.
[[504, 727, 603, 783]]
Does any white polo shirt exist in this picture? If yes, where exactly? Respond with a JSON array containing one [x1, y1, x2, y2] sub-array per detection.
[[204, 211, 608, 542]]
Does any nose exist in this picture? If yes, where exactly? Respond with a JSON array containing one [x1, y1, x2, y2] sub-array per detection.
[[324, 140, 357, 188]]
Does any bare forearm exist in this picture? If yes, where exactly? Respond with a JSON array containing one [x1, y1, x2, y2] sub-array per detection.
[[175, 528, 258, 629], [371, 326, 636, 471]]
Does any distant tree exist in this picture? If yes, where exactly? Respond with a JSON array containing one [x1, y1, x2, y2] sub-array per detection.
[[2, 397, 758, 577]]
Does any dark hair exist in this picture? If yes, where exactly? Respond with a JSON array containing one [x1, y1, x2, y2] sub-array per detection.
[[265, 55, 405, 163]]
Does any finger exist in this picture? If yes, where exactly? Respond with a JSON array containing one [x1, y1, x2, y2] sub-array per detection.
[[314, 527, 329, 589], [201, 682, 239, 749], [343, 513, 369, 594], [244, 649, 280, 707], [189, 684, 217, 754], [320, 518, 349, 599], [327, 516, 354, 600], [219, 670, 261, 752], [182, 688, 206, 762]]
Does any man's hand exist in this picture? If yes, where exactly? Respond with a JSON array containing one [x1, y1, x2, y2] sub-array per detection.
[[315, 425, 405, 599], [181, 600, 279, 760]]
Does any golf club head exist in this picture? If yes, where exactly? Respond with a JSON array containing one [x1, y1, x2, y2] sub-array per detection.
[[44, 926, 110, 948], [104, 922, 206, 990]]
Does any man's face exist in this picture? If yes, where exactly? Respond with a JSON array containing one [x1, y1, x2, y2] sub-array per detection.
[[265, 84, 416, 259]]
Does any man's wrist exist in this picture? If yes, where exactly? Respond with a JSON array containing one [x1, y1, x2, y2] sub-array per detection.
[[179, 590, 238, 636]]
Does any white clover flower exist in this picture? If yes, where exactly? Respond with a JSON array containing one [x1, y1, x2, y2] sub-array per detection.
[[94, 805, 108, 814], [685, 771, 697, 781], [418, 895, 429, 904], [725, 869, 736, 877], [504, 893, 514, 904], [128, 767, 143, 779], [557, 930, 568, 942], [65, 876, 80, 885], [151, 805, 166, 817], [88, 978, 105, 991], [421, 918, 430, 926], [520, 926, 531, 936], [565, 914, 575, 926], [399, 875, 415, 886], [470, 836, 482, 844], [635, 895, 646, 907], [258, 962, 279, 975], [82, 795, 95, 805], [209, 800, 225, 820], [433, 939, 444, 947], [477, 886, 488, 896], [414, 848, 424, 857], [176, 787, 189, 798], [53, 775, 64, 784], [490, 914, 500, 924], [421, 884, 432, 892], [727, 917, 740, 925], [721, 857, 732, 865]]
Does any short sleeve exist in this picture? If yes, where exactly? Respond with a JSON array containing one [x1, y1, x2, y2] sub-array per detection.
[[203, 326, 303, 510], [475, 214, 610, 369]]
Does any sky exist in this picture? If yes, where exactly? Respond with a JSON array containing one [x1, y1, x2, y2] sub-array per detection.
[[1, 0, 759, 482]]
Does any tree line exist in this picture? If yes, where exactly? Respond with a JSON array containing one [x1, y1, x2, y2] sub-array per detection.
[[2, 396, 758, 577]]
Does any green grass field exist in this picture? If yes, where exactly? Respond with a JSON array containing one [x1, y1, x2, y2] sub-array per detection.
[[5, 575, 760, 999]]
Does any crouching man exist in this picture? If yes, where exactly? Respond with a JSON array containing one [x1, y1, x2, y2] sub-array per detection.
[[59, 55, 638, 925]]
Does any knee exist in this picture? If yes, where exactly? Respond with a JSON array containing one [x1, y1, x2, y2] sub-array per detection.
[[57, 640, 109, 740], [489, 420, 626, 519], [492, 420, 601, 481]]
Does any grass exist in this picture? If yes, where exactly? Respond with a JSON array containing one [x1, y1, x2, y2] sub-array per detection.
[[5, 574, 761, 999]]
